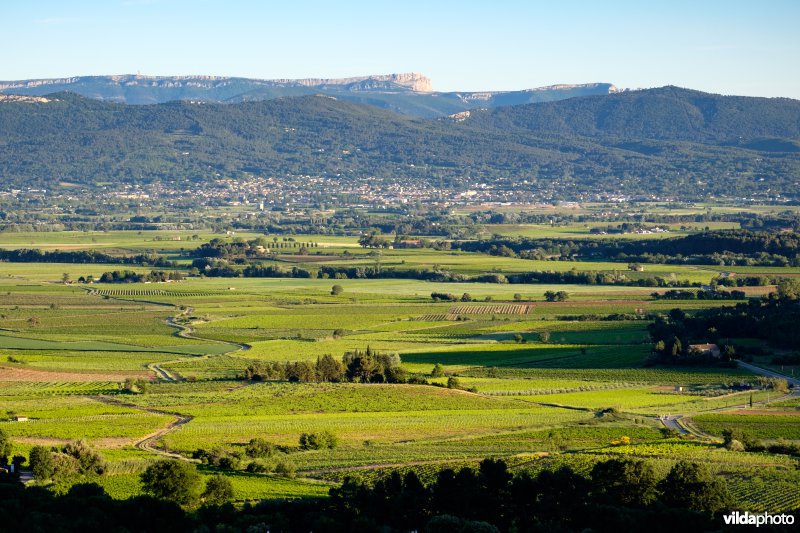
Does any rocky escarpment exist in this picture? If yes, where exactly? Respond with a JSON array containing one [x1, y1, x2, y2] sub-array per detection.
[[0, 94, 54, 103], [0, 73, 432, 93], [0, 74, 616, 116]]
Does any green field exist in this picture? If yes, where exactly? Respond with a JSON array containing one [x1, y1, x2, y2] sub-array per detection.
[[1, 227, 798, 512]]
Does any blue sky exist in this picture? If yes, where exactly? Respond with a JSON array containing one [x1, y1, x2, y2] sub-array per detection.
[[2, 0, 799, 98]]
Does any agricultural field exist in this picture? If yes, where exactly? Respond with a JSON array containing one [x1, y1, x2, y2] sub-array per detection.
[[1, 226, 799, 513]]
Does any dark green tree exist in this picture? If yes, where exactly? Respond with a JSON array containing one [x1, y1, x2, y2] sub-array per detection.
[[316, 354, 345, 382], [0, 428, 12, 464], [591, 458, 659, 506], [29, 445, 55, 481], [201, 475, 234, 506], [658, 461, 731, 513], [140, 460, 203, 506]]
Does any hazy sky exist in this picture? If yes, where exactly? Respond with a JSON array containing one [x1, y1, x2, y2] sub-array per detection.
[[3, 0, 799, 98]]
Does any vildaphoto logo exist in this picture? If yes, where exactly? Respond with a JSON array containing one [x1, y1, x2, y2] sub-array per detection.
[[723, 511, 795, 527]]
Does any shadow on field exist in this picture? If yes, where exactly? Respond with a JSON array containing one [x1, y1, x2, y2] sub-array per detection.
[[403, 343, 649, 368]]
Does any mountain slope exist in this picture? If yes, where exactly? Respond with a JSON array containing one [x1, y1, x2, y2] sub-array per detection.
[[0, 88, 798, 199], [467, 86, 800, 143], [0, 74, 616, 117]]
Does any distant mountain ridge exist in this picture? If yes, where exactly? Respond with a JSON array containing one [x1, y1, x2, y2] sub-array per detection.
[[0, 73, 616, 117]]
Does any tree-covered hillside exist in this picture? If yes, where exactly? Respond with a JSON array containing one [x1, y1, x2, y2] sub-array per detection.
[[1, 88, 799, 199], [467, 86, 800, 144]]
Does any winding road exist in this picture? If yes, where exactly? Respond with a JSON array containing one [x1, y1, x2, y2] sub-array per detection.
[[95, 395, 197, 461], [146, 306, 249, 382], [658, 362, 799, 439]]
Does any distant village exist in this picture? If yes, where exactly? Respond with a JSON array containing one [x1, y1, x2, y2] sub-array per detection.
[[0, 172, 756, 214]]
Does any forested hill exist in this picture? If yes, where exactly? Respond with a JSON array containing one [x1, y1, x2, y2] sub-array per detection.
[[1, 88, 799, 199], [466, 86, 800, 146]]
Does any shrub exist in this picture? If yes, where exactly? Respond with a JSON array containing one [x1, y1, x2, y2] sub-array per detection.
[[246, 460, 270, 473], [62, 440, 106, 475], [725, 439, 745, 452], [245, 438, 276, 459], [202, 475, 234, 505], [274, 460, 296, 478], [299, 431, 339, 450]]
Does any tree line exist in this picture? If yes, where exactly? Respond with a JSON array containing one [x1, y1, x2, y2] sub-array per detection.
[[454, 230, 800, 267], [95, 270, 185, 283], [651, 289, 746, 301], [0, 248, 174, 267], [241, 348, 409, 384], [648, 280, 800, 362], [0, 455, 758, 532]]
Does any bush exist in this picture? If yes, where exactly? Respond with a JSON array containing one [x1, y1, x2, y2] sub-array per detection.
[[426, 515, 499, 533], [202, 475, 234, 505], [725, 439, 745, 452], [331, 284, 344, 295], [299, 431, 339, 450], [431, 363, 445, 378], [51, 453, 80, 480], [246, 460, 270, 473], [274, 460, 296, 478], [193, 446, 241, 469], [62, 440, 106, 475], [245, 438, 276, 459], [446, 376, 462, 390]]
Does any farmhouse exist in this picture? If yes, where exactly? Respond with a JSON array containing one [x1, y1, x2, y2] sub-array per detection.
[[688, 343, 721, 358], [13, 415, 29, 422]]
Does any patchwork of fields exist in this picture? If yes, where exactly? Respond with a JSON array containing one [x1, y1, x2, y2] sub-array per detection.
[[1, 230, 798, 511]]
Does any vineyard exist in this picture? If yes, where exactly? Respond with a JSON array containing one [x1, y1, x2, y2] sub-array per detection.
[[87, 288, 220, 297], [448, 304, 534, 315], [1, 228, 799, 513]]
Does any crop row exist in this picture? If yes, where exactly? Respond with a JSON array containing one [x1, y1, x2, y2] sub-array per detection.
[[89, 289, 217, 297], [0, 381, 122, 396], [413, 314, 457, 321], [730, 484, 800, 513], [449, 305, 533, 315]]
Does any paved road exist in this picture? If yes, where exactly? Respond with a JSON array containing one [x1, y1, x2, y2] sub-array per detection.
[[660, 414, 690, 435], [737, 360, 800, 388], [17, 470, 33, 485]]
